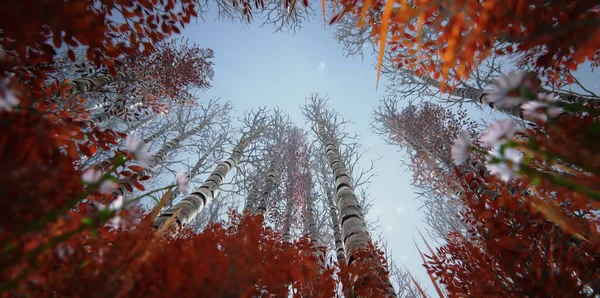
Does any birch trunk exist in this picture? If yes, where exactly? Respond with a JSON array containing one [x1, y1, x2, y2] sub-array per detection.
[[281, 193, 295, 244], [255, 148, 280, 215], [317, 118, 397, 297], [116, 118, 214, 196], [65, 70, 136, 97], [153, 135, 255, 231], [326, 187, 346, 264], [305, 191, 325, 268], [166, 142, 217, 207], [152, 118, 213, 166], [142, 122, 173, 144], [422, 74, 600, 117]]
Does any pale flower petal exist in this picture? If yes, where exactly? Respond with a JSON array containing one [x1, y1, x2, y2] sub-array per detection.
[[98, 180, 119, 194], [109, 195, 124, 211], [451, 131, 472, 165], [125, 135, 153, 168], [537, 92, 561, 103], [175, 170, 191, 195], [0, 79, 19, 112], [486, 147, 522, 182], [488, 72, 526, 108], [480, 120, 517, 148], [82, 169, 102, 183], [522, 98, 563, 123]]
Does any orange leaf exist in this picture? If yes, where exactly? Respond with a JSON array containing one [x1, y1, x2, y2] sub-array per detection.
[[376, 0, 396, 90]]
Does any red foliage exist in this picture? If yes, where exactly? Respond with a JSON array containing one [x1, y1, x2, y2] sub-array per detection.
[[423, 162, 600, 297], [6, 211, 336, 297], [332, 0, 600, 86], [337, 241, 396, 297]]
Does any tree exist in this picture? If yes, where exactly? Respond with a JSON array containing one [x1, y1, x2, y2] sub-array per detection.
[[153, 109, 267, 233], [373, 98, 480, 240], [303, 93, 397, 297]]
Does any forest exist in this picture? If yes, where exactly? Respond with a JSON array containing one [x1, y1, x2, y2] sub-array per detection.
[[1, 0, 600, 297]]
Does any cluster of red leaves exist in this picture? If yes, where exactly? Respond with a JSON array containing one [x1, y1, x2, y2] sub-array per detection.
[[338, 241, 396, 297], [331, 0, 600, 87], [422, 155, 600, 296], [8, 211, 337, 297], [0, 0, 197, 82], [114, 38, 215, 118]]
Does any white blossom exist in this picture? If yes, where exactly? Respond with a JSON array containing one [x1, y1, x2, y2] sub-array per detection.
[[486, 147, 522, 182], [98, 180, 119, 194], [82, 169, 118, 194], [176, 170, 191, 195], [93, 196, 124, 228], [537, 92, 560, 103], [92, 195, 124, 211], [0, 79, 19, 112], [522, 101, 563, 122], [488, 72, 525, 108], [451, 131, 472, 165], [480, 120, 517, 148], [126, 135, 153, 168], [82, 169, 102, 183]]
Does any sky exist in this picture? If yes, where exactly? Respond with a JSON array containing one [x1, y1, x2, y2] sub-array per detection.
[[177, 8, 439, 289], [174, 2, 600, 293]]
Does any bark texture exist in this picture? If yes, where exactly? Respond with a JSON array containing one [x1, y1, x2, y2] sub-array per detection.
[[153, 135, 255, 231], [316, 117, 397, 297], [255, 148, 280, 215], [65, 70, 136, 97]]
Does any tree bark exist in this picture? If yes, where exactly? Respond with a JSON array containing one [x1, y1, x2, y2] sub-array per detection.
[[153, 135, 256, 231], [316, 117, 397, 297], [65, 70, 136, 97], [255, 148, 280, 215]]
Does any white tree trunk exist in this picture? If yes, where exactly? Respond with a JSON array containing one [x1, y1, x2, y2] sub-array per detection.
[[317, 117, 397, 297], [255, 148, 280, 215], [153, 135, 255, 231]]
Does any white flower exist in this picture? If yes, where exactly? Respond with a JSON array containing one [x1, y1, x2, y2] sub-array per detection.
[[125, 135, 152, 168], [82, 169, 102, 183], [480, 120, 517, 148], [176, 170, 191, 195], [486, 147, 522, 182], [537, 93, 560, 103], [522, 101, 563, 122], [98, 180, 119, 194], [92, 195, 124, 228], [488, 72, 525, 108], [0, 79, 19, 112], [451, 131, 472, 165], [93, 195, 124, 211], [82, 169, 119, 194]]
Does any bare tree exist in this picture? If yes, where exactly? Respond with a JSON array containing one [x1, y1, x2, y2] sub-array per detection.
[[197, 0, 314, 33], [153, 108, 267, 233]]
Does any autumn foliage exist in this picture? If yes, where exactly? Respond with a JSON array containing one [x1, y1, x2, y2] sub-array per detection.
[[3, 0, 600, 297]]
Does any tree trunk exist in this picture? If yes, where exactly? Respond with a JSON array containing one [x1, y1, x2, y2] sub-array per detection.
[[65, 70, 136, 97], [166, 142, 217, 207], [116, 119, 213, 196], [142, 122, 172, 144], [281, 193, 295, 243], [305, 190, 325, 268], [255, 148, 280, 215], [326, 187, 346, 265], [153, 135, 255, 231], [317, 117, 397, 297]]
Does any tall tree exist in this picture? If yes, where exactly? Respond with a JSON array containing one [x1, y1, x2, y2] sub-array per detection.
[[153, 109, 266, 232], [305, 93, 397, 297], [373, 98, 482, 240]]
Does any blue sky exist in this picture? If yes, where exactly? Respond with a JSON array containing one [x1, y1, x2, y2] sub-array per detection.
[[179, 9, 438, 289], [175, 3, 600, 293]]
